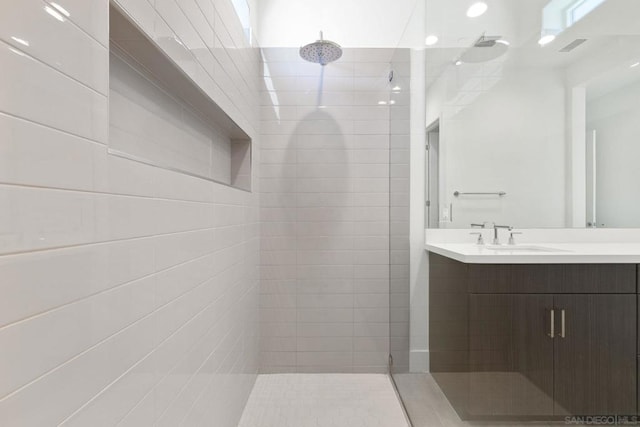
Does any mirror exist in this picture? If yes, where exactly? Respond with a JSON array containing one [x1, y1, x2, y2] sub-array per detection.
[[424, 0, 640, 228], [586, 62, 640, 228]]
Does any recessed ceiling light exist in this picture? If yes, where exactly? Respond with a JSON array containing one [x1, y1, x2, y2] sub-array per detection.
[[389, 100, 396, 105], [454, 60, 463, 66], [392, 86, 401, 91], [425, 35, 439, 46], [631, 62, 640, 68], [378, 101, 387, 105], [538, 34, 556, 46], [466, 2, 488, 18]]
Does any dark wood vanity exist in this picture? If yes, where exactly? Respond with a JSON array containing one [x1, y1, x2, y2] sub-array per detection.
[[429, 252, 638, 420]]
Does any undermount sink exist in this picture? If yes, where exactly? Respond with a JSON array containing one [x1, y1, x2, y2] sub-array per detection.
[[484, 245, 566, 252]]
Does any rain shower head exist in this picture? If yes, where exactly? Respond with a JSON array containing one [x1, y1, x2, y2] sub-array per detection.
[[300, 32, 343, 66], [456, 34, 509, 64]]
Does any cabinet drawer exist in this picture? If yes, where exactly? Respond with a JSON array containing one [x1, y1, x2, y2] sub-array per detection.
[[468, 264, 560, 293], [562, 264, 636, 293], [468, 264, 636, 294]]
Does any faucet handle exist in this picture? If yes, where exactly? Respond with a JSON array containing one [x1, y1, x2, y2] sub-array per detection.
[[508, 231, 523, 245], [470, 232, 484, 245]]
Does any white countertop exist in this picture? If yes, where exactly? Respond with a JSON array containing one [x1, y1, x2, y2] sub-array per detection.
[[425, 242, 640, 264]]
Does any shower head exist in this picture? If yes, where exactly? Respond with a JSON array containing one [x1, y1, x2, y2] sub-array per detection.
[[457, 34, 509, 64], [300, 32, 343, 66]]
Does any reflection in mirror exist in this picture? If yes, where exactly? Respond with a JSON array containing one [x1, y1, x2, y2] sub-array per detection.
[[424, 0, 640, 228], [586, 63, 640, 228]]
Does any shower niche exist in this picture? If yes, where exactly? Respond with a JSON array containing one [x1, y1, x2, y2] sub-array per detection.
[[108, 4, 252, 191]]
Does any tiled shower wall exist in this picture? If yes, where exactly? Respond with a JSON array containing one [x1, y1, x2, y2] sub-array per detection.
[[389, 50, 411, 373], [0, 0, 260, 425], [259, 48, 394, 373]]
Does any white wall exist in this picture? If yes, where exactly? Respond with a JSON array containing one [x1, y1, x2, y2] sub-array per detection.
[[0, 0, 260, 425], [408, 48, 429, 372], [259, 48, 394, 373], [587, 79, 640, 228]]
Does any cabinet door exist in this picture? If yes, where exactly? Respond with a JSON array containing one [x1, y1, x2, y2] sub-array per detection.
[[510, 294, 555, 416], [468, 294, 554, 417], [554, 294, 637, 415]]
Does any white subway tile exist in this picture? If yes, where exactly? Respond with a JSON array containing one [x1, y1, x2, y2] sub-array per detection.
[[0, 273, 156, 398], [296, 236, 352, 251], [0, 0, 108, 94], [297, 308, 353, 323], [354, 337, 388, 352], [296, 352, 352, 367], [260, 308, 296, 323], [0, 313, 156, 426], [0, 0, 260, 424], [297, 337, 353, 352], [0, 186, 102, 255], [296, 294, 354, 309], [54, 0, 109, 44], [354, 323, 389, 337], [297, 323, 353, 337], [261, 351, 296, 367], [0, 114, 104, 191], [0, 42, 107, 142], [60, 353, 156, 426], [0, 238, 155, 328], [261, 336, 296, 352], [297, 279, 353, 295]]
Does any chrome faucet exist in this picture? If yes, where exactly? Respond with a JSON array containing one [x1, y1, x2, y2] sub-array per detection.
[[492, 225, 512, 245], [471, 221, 494, 229], [470, 222, 493, 245]]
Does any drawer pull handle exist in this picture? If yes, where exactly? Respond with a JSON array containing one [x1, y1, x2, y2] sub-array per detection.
[[548, 309, 555, 338], [559, 309, 566, 338]]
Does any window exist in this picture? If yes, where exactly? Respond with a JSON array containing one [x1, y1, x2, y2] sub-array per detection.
[[565, 0, 606, 27], [231, 0, 252, 44]]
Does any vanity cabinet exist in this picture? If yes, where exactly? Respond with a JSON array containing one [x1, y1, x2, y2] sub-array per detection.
[[553, 294, 636, 415], [429, 253, 638, 420]]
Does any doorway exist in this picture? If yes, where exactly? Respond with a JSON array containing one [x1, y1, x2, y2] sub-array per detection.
[[426, 120, 440, 229]]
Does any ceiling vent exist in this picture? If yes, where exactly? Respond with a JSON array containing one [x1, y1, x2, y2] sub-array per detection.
[[559, 38, 587, 52]]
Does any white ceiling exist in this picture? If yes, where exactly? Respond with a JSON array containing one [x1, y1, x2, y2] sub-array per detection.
[[424, 0, 640, 89], [254, 0, 640, 97], [256, 0, 422, 48]]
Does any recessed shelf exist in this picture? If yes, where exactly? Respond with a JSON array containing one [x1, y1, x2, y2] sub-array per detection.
[[108, 3, 252, 191]]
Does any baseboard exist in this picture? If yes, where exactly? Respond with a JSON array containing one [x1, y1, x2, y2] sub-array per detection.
[[409, 350, 429, 373]]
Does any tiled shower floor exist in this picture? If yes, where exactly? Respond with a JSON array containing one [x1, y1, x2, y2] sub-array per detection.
[[237, 374, 409, 427]]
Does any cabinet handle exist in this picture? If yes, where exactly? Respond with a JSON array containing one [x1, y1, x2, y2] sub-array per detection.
[[548, 309, 555, 338], [559, 309, 565, 338]]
